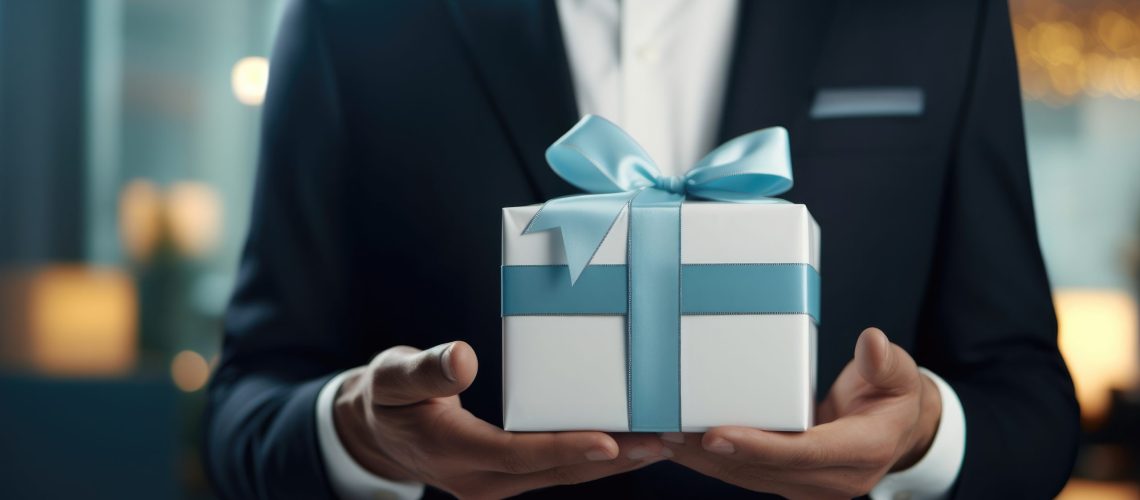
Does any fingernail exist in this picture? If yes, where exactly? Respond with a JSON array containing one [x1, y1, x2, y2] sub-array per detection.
[[440, 343, 456, 381], [585, 448, 613, 461], [660, 432, 685, 444], [627, 447, 655, 460], [705, 438, 735, 455], [659, 447, 674, 458]]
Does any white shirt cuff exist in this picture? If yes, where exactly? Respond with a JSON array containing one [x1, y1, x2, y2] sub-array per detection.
[[870, 368, 967, 500], [315, 371, 426, 500]]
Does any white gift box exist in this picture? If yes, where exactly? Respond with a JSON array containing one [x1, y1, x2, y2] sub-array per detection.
[[501, 202, 819, 432]]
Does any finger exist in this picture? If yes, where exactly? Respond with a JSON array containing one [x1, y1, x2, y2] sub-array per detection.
[[498, 450, 669, 495], [700, 418, 894, 469], [369, 341, 478, 406], [659, 432, 700, 447], [612, 433, 675, 460], [854, 328, 919, 394], [443, 416, 664, 474]]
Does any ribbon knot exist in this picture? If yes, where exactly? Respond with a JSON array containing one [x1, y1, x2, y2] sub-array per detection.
[[655, 176, 686, 194]]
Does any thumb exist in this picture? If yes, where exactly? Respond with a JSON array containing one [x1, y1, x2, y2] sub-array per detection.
[[368, 341, 478, 406], [854, 328, 919, 393]]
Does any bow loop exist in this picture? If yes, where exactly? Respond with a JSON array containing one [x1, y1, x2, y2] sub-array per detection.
[[543, 115, 660, 193], [527, 115, 794, 284], [684, 126, 793, 202]]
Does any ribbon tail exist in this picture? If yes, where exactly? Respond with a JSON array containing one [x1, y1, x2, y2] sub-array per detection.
[[524, 191, 638, 285]]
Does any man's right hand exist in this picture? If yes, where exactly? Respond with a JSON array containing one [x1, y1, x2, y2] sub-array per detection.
[[333, 341, 671, 498]]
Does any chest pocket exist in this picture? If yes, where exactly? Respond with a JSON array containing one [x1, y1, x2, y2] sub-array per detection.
[[793, 85, 941, 155]]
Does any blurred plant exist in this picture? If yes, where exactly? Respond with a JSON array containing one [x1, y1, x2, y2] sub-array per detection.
[[118, 180, 222, 264]]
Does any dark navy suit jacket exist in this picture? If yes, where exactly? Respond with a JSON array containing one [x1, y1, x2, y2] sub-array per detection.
[[204, 1, 1079, 498]]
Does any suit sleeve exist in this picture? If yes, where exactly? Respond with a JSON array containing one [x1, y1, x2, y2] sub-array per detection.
[[203, 1, 354, 498], [914, 1, 1080, 497]]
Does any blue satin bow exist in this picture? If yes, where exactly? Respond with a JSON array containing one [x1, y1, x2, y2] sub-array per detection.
[[526, 115, 794, 283], [521, 115, 795, 432]]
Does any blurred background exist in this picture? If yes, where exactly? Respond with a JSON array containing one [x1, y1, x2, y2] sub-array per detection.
[[0, 0, 1137, 498]]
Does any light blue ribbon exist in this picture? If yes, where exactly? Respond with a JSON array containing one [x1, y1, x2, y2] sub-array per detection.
[[502, 264, 820, 321], [522, 115, 796, 432]]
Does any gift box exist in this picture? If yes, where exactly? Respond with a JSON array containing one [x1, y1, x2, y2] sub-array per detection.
[[501, 116, 819, 432]]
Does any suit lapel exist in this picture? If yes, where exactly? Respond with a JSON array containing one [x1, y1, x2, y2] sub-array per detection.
[[718, 0, 836, 144], [446, 0, 581, 201]]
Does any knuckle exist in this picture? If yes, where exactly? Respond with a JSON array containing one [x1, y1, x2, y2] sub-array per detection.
[[371, 346, 417, 374], [406, 349, 432, 376], [368, 362, 400, 394], [366, 360, 386, 386], [372, 345, 411, 370]]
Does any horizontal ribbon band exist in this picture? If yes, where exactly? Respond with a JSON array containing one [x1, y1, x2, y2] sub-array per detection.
[[502, 263, 820, 323]]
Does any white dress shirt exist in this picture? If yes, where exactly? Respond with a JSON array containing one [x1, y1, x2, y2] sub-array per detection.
[[315, 1, 967, 498]]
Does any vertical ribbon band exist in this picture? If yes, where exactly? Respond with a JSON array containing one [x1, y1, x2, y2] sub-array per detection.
[[627, 189, 684, 431], [521, 115, 796, 432]]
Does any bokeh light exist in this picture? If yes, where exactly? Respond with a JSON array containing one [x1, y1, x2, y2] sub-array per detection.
[[171, 350, 211, 392], [1055, 289, 1139, 422], [230, 56, 269, 106], [118, 179, 164, 262], [1, 266, 138, 376], [1013, 0, 1140, 104], [166, 181, 223, 258]]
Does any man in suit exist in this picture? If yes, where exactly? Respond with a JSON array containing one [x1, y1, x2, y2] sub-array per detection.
[[204, 0, 1079, 498]]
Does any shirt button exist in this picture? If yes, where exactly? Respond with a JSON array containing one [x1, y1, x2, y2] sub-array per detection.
[[635, 45, 660, 63]]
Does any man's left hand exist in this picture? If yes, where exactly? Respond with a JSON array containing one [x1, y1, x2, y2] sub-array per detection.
[[661, 328, 941, 499]]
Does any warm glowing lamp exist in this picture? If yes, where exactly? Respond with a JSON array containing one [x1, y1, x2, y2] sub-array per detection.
[[0, 266, 138, 376], [1054, 288, 1139, 422], [231, 56, 269, 106], [1058, 478, 1140, 500]]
